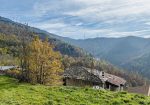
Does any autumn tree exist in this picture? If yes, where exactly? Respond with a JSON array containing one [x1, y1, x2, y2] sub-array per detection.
[[21, 36, 63, 85]]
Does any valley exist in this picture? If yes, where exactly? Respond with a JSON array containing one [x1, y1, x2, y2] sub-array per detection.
[[61, 36, 150, 79], [1, 0, 150, 105]]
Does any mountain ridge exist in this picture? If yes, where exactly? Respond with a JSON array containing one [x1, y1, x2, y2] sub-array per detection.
[[1, 16, 149, 79], [0, 16, 88, 57], [0, 16, 148, 85], [60, 35, 150, 79]]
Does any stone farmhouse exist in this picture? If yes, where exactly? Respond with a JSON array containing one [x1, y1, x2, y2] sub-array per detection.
[[63, 66, 126, 91]]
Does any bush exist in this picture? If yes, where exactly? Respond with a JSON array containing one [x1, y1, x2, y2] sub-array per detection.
[[123, 99, 130, 103], [5, 69, 21, 79], [139, 101, 145, 105]]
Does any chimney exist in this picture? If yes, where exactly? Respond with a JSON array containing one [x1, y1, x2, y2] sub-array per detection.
[[102, 71, 105, 78]]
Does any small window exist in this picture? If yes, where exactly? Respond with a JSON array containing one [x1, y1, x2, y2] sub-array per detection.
[[102, 72, 104, 77]]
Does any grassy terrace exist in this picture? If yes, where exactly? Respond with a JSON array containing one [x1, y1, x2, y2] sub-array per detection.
[[0, 76, 150, 105]]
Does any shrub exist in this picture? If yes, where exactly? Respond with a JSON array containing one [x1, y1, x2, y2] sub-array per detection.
[[123, 99, 130, 103], [5, 69, 21, 79], [139, 101, 145, 105]]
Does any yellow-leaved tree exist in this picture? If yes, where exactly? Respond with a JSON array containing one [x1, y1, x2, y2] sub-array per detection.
[[21, 36, 63, 85]]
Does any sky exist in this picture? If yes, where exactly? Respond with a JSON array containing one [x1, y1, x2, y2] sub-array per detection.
[[0, 0, 150, 39]]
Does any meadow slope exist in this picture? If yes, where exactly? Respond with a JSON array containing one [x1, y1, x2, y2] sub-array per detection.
[[0, 76, 150, 105]]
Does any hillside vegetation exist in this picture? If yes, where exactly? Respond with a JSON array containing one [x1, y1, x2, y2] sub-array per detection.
[[62, 36, 150, 79], [0, 16, 148, 86], [0, 34, 20, 65], [0, 16, 87, 58], [0, 76, 150, 105]]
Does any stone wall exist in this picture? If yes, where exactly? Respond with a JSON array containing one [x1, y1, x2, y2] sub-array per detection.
[[65, 78, 99, 87]]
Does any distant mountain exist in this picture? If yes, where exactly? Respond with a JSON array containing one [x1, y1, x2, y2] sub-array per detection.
[[0, 16, 148, 86], [122, 53, 150, 78], [61, 36, 150, 79]]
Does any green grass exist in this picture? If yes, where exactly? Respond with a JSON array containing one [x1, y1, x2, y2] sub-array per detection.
[[0, 76, 150, 105]]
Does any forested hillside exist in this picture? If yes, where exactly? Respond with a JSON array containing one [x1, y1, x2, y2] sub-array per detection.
[[0, 34, 20, 65], [123, 53, 150, 79], [0, 16, 148, 86], [61, 36, 150, 79], [0, 16, 87, 58]]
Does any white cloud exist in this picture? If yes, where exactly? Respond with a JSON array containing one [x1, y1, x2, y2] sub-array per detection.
[[29, 0, 150, 39], [66, 0, 150, 22], [37, 23, 67, 30], [33, 0, 150, 22], [32, 20, 150, 39]]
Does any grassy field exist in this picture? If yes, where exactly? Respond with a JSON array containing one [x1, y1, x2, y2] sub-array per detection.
[[0, 76, 150, 105]]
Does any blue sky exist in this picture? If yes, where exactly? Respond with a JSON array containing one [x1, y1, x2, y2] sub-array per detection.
[[1, 0, 150, 39]]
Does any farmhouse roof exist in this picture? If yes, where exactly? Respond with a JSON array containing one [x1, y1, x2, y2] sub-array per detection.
[[86, 68, 126, 86], [103, 72, 126, 86], [64, 66, 102, 83], [64, 66, 126, 86]]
